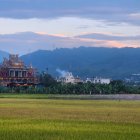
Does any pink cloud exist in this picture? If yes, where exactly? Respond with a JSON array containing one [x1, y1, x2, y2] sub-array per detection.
[[0, 32, 139, 54]]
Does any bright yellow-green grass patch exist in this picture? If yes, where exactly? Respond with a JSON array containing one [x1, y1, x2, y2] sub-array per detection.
[[0, 98, 140, 140]]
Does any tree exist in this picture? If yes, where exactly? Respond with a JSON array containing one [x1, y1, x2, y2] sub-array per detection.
[[110, 80, 126, 94], [39, 72, 57, 87]]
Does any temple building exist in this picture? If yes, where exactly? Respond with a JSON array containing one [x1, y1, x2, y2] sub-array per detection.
[[57, 72, 83, 84], [0, 54, 38, 86]]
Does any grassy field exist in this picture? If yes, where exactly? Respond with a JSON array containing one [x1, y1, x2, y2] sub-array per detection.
[[0, 95, 139, 140]]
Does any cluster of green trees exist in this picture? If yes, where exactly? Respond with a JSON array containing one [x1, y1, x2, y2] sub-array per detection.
[[46, 81, 123, 94], [0, 73, 140, 94], [39, 73, 140, 94]]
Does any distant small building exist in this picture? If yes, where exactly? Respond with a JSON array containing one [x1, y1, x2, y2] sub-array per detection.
[[94, 77, 111, 84], [124, 73, 140, 85], [86, 77, 111, 84], [85, 78, 94, 83], [0, 54, 38, 87]]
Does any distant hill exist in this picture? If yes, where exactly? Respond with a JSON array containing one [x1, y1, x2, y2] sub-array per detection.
[[21, 47, 140, 79], [0, 50, 9, 62]]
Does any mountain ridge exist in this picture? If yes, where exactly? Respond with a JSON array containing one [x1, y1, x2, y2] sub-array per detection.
[[20, 47, 140, 79], [0, 50, 9, 62]]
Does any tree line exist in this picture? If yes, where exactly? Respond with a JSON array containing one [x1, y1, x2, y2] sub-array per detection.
[[0, 73, 140, 94]]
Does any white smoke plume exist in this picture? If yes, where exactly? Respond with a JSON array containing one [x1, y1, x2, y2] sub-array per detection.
[[56, 68, 68, 77]]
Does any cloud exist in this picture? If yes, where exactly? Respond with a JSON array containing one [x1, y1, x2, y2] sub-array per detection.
[[129, 13, 140, 18], [0, 0, 140, 25], [77, 33, 140, 41], [0, 32, 139, 55]]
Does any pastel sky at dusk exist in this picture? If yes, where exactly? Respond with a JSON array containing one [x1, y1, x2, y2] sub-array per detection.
[[0, 0, 140, 54]]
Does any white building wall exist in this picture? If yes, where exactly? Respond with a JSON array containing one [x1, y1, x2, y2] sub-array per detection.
[[100, 79, 110, 84], [87, 77, 111, 84]]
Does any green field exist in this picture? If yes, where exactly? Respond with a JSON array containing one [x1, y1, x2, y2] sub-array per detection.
[[0, 95, 139, 140]]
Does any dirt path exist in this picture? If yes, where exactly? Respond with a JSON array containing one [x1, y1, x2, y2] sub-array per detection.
[[48, 94, 140, 100]]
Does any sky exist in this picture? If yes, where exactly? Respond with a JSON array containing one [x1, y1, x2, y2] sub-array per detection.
[[0, 0, 140, 54]]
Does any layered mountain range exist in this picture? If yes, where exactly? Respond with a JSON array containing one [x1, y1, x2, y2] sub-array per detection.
[[1, 47, 140, 79]]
